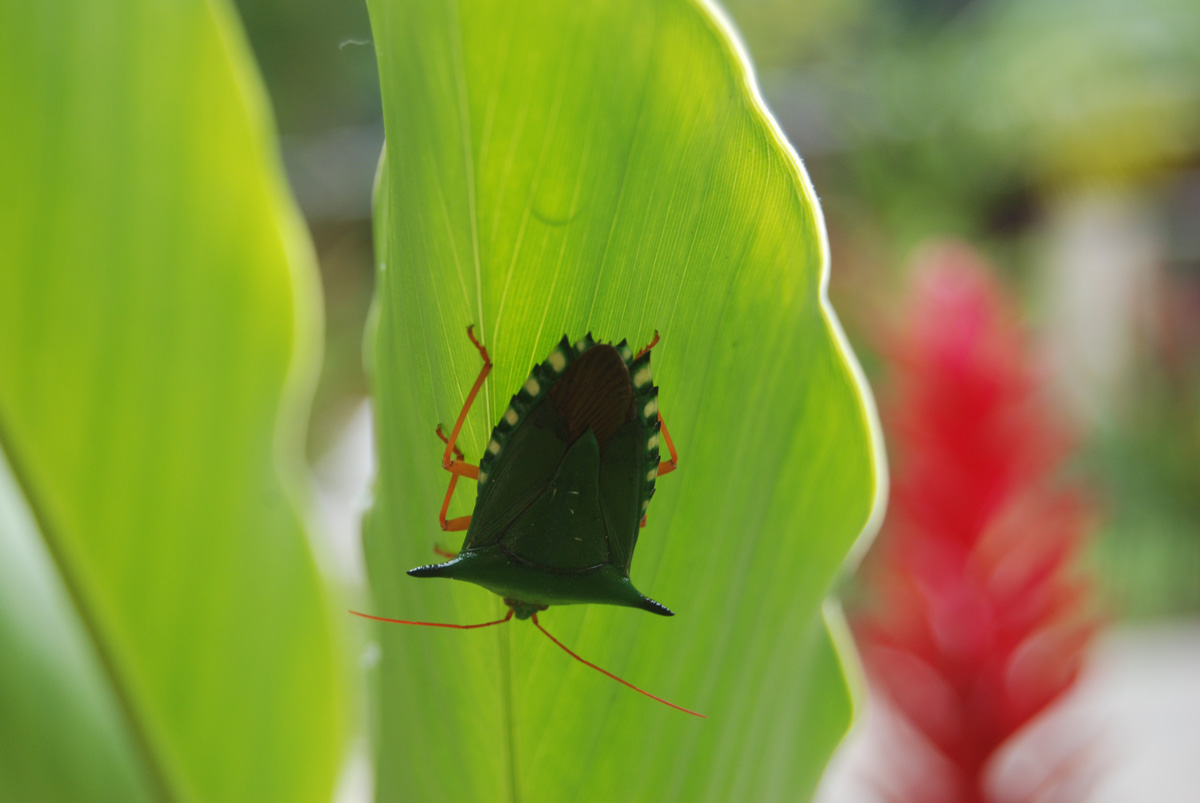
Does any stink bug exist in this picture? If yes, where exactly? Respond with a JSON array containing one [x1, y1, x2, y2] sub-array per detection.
[[352, 326, 702, 717]]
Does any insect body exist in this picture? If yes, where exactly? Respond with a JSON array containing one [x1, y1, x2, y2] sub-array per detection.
[[353, 327, 701, 717], [412, 329, 676, 620]]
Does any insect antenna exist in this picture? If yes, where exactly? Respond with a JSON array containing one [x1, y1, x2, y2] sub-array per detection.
[[530, 614, 706, 718], [349, 608, 514, 629]]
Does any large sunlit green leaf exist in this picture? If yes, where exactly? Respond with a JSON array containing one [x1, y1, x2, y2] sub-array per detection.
[[0, 1, 345, 800], [364, 0, 882, 800]]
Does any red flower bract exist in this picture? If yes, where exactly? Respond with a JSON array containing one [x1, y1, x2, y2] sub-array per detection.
[[855, 244, 1096, 803]]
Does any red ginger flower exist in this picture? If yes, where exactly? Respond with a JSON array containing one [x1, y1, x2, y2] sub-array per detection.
[[854, 244, 1096, 803]]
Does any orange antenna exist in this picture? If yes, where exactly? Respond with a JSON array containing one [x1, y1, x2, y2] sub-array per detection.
[[349, 608, 514, 629], [531, 614, 706, 718]]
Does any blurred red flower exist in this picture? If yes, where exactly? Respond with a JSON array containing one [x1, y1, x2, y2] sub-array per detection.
[[854, 243, 1097, 803]]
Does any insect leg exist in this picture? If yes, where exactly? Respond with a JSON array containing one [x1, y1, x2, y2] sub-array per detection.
[[437, 473, 472, 532], [442, 324, 493, 472], [436, 424, 480, 479], [635, 329, 660, 359], [435, 424, 464, 460], [656, 414, 678, 477], [433, 328, 489, 532], [434, 425, 474, 531], [633, 332, 679, 478]]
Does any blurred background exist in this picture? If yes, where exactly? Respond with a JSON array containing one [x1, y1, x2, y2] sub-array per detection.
[[232, 0, 1199, 798]]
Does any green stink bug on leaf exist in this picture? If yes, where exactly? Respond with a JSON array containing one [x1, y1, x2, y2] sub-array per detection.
[[352, 326, 703, 718]]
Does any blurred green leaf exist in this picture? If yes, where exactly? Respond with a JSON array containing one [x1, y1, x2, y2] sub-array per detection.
[[0, 0, 345, 800], [364, 0, 881, 800], [0, 451, 155, 800]]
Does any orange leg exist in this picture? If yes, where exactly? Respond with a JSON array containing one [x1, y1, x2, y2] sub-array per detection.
[[435, 426, 474, 531], [442, 325, 492, 471], [433, 544, 459, 559], [437, 473, 472, 532], [436, 424, 479, 480], [640, 419, 676, 528], [640, 415, 677, 531], [635, 331, 677, 532], [436, 424, 464, 461], [433, 326, 492, 533], [656, 414, 678, 477], [635, 330, 660, 359], [635, 332, 679, 480]]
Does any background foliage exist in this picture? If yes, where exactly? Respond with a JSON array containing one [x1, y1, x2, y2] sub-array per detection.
[[0, 0, 345, 799]]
